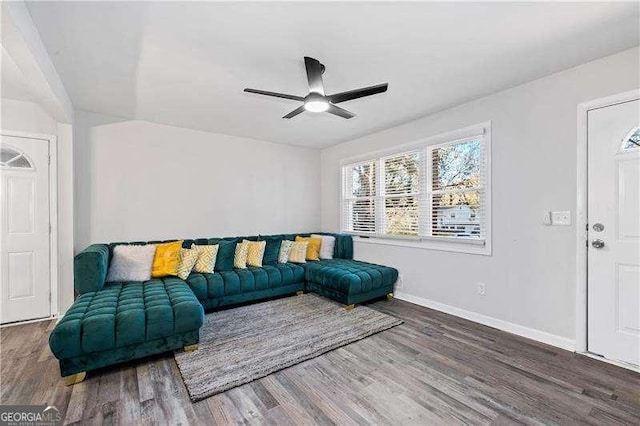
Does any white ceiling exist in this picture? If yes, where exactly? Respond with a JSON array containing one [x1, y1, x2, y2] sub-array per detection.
[[25, 2, 639, 148]]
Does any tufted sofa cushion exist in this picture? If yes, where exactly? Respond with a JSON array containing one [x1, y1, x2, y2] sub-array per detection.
[[303, 259, 398, 295], [186, 263, 305, 301], [49, 277, 204, 360]]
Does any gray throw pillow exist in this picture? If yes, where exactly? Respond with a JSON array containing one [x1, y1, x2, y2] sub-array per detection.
[[106, 244, 157, 282], [312, 234, 335, 259]]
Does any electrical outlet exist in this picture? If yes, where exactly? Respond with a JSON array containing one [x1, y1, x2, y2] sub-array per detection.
[[477, 282, 486, 296], [551, 211, 571, 226], [395, 274, 404, 289]]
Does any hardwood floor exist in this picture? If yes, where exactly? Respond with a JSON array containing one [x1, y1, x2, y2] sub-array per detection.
[[2, 298, 639, 425]]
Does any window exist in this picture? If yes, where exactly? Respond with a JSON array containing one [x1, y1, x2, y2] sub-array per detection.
[[342, 160, 377, 233], [428, 138, 486, 239], [341, 125, 490, 251], [383, 151, 420, 236], [0, 146, 34, 170], [621, 127, 640, 152]]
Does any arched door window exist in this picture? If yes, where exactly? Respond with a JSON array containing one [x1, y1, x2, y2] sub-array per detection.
[[0, 146, 34, 170], [621, 127, 640, 152]]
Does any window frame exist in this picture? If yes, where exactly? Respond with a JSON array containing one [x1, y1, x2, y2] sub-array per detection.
[[340, 121, 492, 256]]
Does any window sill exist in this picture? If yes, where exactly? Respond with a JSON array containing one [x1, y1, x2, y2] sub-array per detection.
[[350, 234, 492, 256]]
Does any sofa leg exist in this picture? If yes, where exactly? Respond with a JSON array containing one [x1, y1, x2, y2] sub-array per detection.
[[63, 372, 86, 386], [184, 344, 198, 352], [387, 293, 394, 300], [344, 304, 355, 311], [296, 290, 304, 296]]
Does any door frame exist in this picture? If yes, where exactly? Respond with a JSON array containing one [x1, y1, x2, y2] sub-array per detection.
[[575, 89, 640, 354], [0, 130, 58, 323]]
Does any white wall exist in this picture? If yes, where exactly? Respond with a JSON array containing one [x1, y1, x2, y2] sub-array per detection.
[[74, 111, 321, 249], [1, 98, 75, 314], [321, 47, 640, 346], [1, 98, 57, 133]]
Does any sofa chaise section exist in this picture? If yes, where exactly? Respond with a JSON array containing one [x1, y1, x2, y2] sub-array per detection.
[[303, 259, 398, 306], [49, 245, 204, 384]]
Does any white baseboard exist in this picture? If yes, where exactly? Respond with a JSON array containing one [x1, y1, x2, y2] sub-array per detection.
[[395, 291, 576, 352]]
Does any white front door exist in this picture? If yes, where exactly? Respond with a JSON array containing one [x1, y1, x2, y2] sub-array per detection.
[[587, 98, 640, 367], [0, 135, 51, 324]]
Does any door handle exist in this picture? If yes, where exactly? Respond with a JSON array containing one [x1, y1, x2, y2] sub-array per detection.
[[591, 239, 605, 249]]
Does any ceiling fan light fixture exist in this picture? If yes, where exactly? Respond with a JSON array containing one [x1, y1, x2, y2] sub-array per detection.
[[304, 93, 329, 112], [304, 100, 329, 113]]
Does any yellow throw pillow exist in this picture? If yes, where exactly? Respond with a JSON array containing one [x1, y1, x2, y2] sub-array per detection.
[[177, 246, 199, 280], [152, 240, 183, 278], [247, 240, 266, 267], [193, 244, 219, 273], [288, 241, 308, 263], [295, 236, 322, 261], [234, 240, 250, 269]]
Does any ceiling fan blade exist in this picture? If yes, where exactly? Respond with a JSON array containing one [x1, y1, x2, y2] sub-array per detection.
[[327, 104, 355, 119], [283, 105, 306, 119], [244, 88, 304, 102], [304, 56, 325, 95], [328, 83, 388, 104]]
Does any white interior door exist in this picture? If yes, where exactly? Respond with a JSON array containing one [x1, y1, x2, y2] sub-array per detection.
[[0, 135, 51, 324], [587, 99, 640, 367]]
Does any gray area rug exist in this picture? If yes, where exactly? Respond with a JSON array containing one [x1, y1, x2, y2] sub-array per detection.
[[174, 293, 402, 401]]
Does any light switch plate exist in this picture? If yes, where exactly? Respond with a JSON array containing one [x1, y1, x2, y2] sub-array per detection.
[[551, 211, 571, 226]]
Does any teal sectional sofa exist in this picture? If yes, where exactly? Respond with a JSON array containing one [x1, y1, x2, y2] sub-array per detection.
[[49, 233, 397, 384]]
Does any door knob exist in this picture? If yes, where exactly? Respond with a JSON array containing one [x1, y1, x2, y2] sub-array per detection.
[[591, 239, 605, 249]]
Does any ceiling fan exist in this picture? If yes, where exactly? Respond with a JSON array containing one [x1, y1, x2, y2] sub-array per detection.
[[244, 56, 388, 119]]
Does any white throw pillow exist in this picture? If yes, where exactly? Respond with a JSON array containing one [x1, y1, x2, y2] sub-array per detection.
[[312, 234, 335, 259], [278, 240, 294, 263], [106, 244, 157, 282]]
